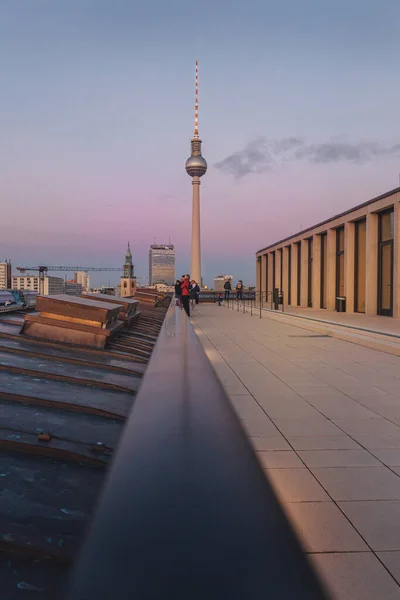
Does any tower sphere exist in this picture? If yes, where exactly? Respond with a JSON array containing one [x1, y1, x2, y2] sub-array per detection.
[[185, 155, 208, 178]]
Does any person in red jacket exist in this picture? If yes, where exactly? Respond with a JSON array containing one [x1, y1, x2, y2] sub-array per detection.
[[180, 274, 191, 317]]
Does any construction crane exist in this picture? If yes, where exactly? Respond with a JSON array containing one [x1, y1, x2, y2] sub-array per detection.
[[16, 266, 124, 295]]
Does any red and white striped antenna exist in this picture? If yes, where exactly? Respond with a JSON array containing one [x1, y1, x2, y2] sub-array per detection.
[[194, 60, 199, 138]]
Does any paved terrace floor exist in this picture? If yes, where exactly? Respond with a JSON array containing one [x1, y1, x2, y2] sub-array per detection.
[[192, 304, 400, 600], [274, 306, 400, 337]]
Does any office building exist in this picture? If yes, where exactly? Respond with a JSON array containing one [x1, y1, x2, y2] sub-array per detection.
[[11, 275, 64, 296], [149, 244, 175, 286], [65, 280, 83, 296], [214, 275, 233, 292], [256, 187, 400, 318], [75, 271, 91, 291], [0, 260, 11, 290]]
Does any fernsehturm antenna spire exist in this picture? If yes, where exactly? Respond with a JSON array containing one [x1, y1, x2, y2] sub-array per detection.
[[185, 60, 207, 287]]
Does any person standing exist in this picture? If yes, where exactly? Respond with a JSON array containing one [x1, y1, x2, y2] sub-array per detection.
[[181, 275, 191, 317], [175, 279, 182, 307], [236, 280, 244, 301], [223, 278, 232, 301], [190, 280, 200, 309]]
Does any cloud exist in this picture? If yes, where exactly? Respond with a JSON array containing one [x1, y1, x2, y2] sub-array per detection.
[[215, 138, 400, 178]]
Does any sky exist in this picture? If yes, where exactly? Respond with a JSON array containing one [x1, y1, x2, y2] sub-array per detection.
[[1, 0, 400, 287]]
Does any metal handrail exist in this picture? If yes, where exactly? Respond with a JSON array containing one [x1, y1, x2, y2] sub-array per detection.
[[66, 305, 329, 600]]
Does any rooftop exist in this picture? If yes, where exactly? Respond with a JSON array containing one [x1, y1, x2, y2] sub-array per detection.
[[0, 293, 169, 598]]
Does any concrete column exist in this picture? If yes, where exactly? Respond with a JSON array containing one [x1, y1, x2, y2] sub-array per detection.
[[275, 249, 282, 290], [190, 177, 201, 285], [256, 257, 262, 298], [291, 243, 299, 306], [300, 239, 308, 307], [344, 222, 355, 313], [282, 246, 289, 310], [393, 198, 400, 318], [260, 255, 267, 301], [312, 234, 321, 309], [326, 228, 336, 311], [365, 212, 379, 316]]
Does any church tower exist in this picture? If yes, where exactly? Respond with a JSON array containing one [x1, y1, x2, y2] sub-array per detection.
[[120, 242, 136, 297]]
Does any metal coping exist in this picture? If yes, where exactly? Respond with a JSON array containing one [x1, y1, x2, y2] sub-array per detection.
[[256, 186, 400, 255], [66, 305, 330, 600]]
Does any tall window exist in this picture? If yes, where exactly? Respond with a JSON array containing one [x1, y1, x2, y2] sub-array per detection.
[[336, 227, 345, 303], [297, 242, 301, 305], [288, 245, 292, 305], [265, 255, 268, 300], [354, 219, 366, 313], [307, 238, 313, 307], [320, 233, 327, 308], [279, 248, 283, 292], [378, 209, 394, 316]]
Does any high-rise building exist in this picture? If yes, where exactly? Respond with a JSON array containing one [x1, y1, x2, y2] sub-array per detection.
[[185, 61, 207, 287], [149, 244, 175, 286], [11, 275, 64, 296], [75, 271, 91, 291], [214, 275, 233, 292], [120, 242, 136, 297], [0, 260, 12, 290]]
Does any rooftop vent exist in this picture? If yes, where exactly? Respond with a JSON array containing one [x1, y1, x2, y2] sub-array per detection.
[[82, 293, 139, 328], [20, 294, 124, 348]]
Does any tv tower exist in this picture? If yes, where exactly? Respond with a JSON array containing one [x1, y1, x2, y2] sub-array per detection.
[[185, 60, 207, 286]]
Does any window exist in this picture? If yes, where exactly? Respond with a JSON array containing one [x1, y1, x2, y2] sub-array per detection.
[[354, 219, 366, 313], [288, 246, 292, 305], [336, 227, 345, 302], [378, 210, 394, 316], [297, 242, 301, 305], [320, 233, 327, 308], [307, 238, 313, 307]]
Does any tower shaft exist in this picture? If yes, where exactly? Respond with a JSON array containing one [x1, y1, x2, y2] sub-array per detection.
[[191, 177, 201, 284]]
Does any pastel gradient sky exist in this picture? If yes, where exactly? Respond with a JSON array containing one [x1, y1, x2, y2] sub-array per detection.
[[1, 0, 400, 287]]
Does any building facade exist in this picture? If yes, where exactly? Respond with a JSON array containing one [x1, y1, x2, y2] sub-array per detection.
[[0, 260, 12, 290], [65, 280, 84, 296], [149, 244, 175, 286], [214, 275, 233, 292], [11, 275, 65, 296], [75, 271, 90, 291], [256, 187, 400, 318]]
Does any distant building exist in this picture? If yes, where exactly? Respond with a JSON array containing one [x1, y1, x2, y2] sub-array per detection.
[[120, 242, 136, 298], [65, 280, 83, 296], [11, 275, 64, 296], [214, 275, 233, 292], [75, 271, 90, 291], [149, 244, 175, 286], [0, 260, 12, 290]]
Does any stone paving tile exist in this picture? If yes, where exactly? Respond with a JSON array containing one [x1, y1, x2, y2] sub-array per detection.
[[288, 435, 362, 451], [240, 418, 280, 437], [283, 502, 368, 553], [257, 450, 305, 469], [339, 501, 400, 551], [311, 467, 400, 501], [272, 418, 343, 437], [377, 552, 400, 585], [265, 468, 330, 502], [298, 449, 381, 468], [248, 436, 291, 451], [310, 553, 400, 600], [370, 450, 400, 466]]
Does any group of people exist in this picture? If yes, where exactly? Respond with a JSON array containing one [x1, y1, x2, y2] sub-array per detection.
[[174, 275, 200, 317], [217, 279, 244, 306]]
